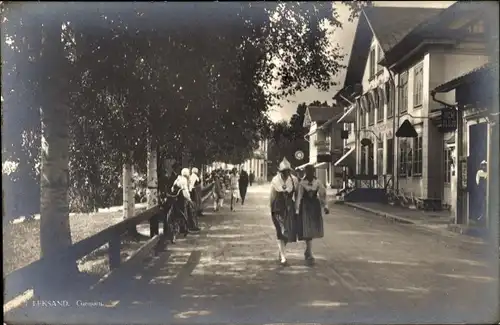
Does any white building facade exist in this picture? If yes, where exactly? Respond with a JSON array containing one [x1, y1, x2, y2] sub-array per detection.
[[300, 105, 344, 188], [242, 139, 268, 182], [336, 2, 494, 225]]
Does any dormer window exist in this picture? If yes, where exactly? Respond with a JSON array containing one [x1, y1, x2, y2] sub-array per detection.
[[376, 45, 383, 73], [369, 47, 376, 79], [467, 20, 485, 34]]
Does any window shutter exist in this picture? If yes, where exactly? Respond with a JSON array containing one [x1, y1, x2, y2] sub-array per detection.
[[360, 95, 369, 113], [370, 90, 377, 109], [378, 86, 386, 108]]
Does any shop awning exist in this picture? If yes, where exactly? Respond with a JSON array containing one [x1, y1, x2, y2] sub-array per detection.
[[433, 63, 495, 93], [334, 146, 356, 167], [295, 162, 311, 170], [337, 104, 356, 124], [314, 162, 328, 169]]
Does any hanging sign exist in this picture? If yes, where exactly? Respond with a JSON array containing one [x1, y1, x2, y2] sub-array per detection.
[[439, 108, 458, 132]]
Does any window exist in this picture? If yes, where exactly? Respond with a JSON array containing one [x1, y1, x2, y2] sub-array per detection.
[[377, 45, 383, 73], [444, 147, 453, 183], [360, 110, 366, 129], [361, 146, 367, 175], [386, 138, 394, 174], [413, 63, 423, 108], [386, 82, 394, 118], [377, 140, 383, 176], [377, 87, 384, 121], [467, 20, 485, 34], [368, 143, 374, 175], [398, 139, 408, 177], [369, 47, 376, 79], [368, 93, 375, 126], [407, 147, 413, 177], [399, 71, 408, 113], [412, 135, 423, 176]]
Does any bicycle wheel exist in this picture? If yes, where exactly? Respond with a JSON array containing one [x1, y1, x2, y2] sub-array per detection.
[[165, 205, 176, 243]]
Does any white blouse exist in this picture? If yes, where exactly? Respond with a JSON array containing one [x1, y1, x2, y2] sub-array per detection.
[[269, 173, 299, 207], [296, 177, 327, 211], [172, 175, 191, 200]]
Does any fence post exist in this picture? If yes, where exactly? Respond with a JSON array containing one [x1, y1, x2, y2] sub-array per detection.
[[109, 235, 121, 270], [149, 215, 159, 237]]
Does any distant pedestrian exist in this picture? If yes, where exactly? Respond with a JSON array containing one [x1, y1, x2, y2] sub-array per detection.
[[190, 167, 203, 217], [296, 164, 329, 264], [475, 160, 487, 221], [270, 158, 298, 266], [212, 173, 225, 212], [229, 168, 240, 210], [181, 168, 200, 232], [249, 171, 255, 186], [223, 170, 230, 192], [239, 168, 249, 205], [171, 168, 194, 235]]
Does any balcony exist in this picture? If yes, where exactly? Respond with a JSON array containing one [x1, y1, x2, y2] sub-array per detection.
[[252, 150, 266, 160], [313, 139, 330, 146], [314, 140, 330, 154]]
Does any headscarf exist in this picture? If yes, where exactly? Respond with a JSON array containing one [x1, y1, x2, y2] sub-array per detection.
[[278, 157, 292, 172]]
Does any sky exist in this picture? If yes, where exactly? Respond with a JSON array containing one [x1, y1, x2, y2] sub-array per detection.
[[268, 1, 456, 122]]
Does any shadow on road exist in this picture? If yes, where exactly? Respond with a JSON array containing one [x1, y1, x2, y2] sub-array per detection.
[[5, 184, 499, 324]]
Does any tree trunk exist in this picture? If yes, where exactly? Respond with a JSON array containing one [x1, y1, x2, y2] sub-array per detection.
[[39, 20, 73, 259], [123, 152, 140, 237], [122, 160, 135, 219], [147, 139, 159, 208]]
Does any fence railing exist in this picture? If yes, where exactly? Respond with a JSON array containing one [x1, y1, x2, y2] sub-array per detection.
[[4, 182, 214, 303]]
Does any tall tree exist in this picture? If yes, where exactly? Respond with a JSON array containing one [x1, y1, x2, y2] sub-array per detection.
[[2, 2, 368, 257], [38, 11, 73, 258]]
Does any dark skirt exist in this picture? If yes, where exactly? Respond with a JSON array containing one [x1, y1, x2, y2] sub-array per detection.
[[271, 192, 298, 243], [297, 191, 324, 240]]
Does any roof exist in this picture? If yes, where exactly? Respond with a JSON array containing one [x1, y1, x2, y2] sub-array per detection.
[[306, 105, 344, 123], [363, 6, 444, 54], [342, 10, 372, 90], [382, 2, 491, 67], [433, 63, 497, 93], [341, 6, 442, 91]]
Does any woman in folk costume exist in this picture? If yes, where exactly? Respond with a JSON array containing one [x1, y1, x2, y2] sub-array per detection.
[[296, 164, 329, 263], [270, 157, 299, 266]]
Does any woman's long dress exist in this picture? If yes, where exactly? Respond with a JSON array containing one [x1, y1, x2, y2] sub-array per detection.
[[297, 178, 325, 240], [270, 174, 298, 243]]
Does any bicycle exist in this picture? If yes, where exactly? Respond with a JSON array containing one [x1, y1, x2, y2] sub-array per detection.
[[162, 189, 190, 244]]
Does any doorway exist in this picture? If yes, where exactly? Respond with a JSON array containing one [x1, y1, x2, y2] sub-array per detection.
[[467, 122, 488, 226]]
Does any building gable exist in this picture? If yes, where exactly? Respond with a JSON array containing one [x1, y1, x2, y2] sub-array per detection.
[[381, 2, 491, 68], [303, 110, 312, 128], [363, 7, 444, 54], [306, 106, 339, 123], [341, 6, 442, 93]]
